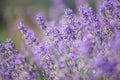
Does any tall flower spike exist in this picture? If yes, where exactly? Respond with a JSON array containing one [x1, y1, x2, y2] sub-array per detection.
[[79, 6, 97, 23], [79, 5, 102, 36], [18, 21, 39, 46], [65, 8, 74, 19], [65, 8, 75, 25], [18, 21, 56, 79], [36, 15, 47, 30], [99, 0, 120, 28]]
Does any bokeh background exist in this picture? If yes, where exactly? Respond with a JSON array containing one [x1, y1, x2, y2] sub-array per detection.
[[0, 0, 99, 49]]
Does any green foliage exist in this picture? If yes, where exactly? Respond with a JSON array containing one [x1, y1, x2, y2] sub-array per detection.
[[0, 30, 8, 43], [89, 0, 97, 12], [37, 76, 42, 80], [101, 77, 106, 80]]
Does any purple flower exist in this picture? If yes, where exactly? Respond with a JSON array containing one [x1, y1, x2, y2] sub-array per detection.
[[36, 15, 47, 30], [0, 39, 39, 80], [94, 55, 117, 78], [16, 0, 120, 80], [65, 8, 74, 19], [18, 22, 39, 46]]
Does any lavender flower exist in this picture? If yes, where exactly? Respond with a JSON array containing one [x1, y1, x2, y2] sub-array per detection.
[[18, 2, 120, 80], [36, 15, 47, 30], [18, 1, 120, 79], [65, 8, 74, 20], [18, 22, 40, 46], [1, 0, 120, 80], [94, 54, 118, 79], [0, 39, 38, 80]]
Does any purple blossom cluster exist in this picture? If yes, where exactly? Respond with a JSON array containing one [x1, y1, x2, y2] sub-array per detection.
[[0, 39, 40, 80], [1, 0, 120, 80]]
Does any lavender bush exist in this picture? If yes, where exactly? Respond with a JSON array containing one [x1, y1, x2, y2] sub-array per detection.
[[0, 0, 120, 80]]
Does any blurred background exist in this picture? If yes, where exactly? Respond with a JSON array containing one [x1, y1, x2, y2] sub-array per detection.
[[0, 0, 51, 47], [0, 0, 99, 48]]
